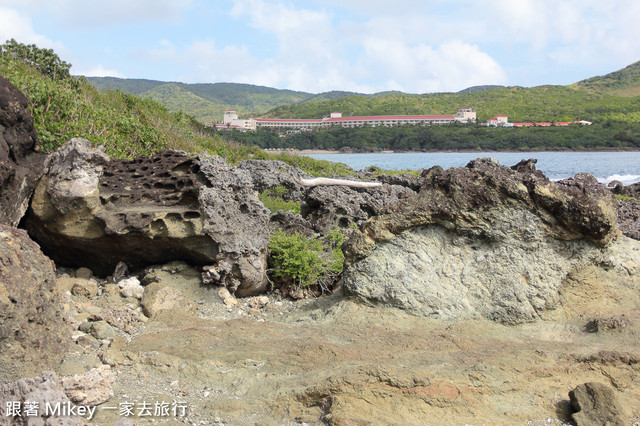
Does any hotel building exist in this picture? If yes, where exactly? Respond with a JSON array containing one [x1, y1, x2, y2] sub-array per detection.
[[216, 108, 477, 131]]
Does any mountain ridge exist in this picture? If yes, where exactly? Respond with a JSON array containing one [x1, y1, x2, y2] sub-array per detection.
[[87, 60, 640, 124]]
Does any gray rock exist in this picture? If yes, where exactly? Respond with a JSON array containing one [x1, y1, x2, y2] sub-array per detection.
[[239, 159, 308, 200], [118, 277, 144, 299], [0, 225, 70, 384], [0, 371, 84, 425], [198, 155, 271, 296], [0, 76, 46, 227], [569, 382, 630, 426], [342, 159, 632, 324], [302, 183, 415, 233], [74, 267, 93, 280], [24, 143, 273, 296], [616, 198, 640, 240], [80, 320, 116, 340]]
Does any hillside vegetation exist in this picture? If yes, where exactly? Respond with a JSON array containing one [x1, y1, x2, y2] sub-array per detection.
[[88, 77, 359, 124], [574, 60, 640, 97], [89, 60, 640, 127], [265, 85, 640, 124], [0, 39, 352, 175]]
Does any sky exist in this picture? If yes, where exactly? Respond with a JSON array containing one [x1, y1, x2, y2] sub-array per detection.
[[1, 0, 639, 94]]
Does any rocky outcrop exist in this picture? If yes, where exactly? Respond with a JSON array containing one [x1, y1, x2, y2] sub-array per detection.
[[24, 139, 271, 296], [610, 180, 640, 199], [197, 156, 271, 296], [341, 159, 631, 324], [0, 76, 46, 226], [616, 198, 640, 240], [0, 225, 70, 384], [0, 372, 84, 425], [302, 184, 416, 233], [239, 159, 307, 201], [569, 382, 631, 426], [0, 367, 111, 424]]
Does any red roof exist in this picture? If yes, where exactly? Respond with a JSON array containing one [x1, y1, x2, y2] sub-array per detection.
[[254, 118, 323, 123], [325, 115, 454, 122]]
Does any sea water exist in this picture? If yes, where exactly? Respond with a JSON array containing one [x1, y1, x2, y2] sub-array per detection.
[[305, 151, 640, 185]]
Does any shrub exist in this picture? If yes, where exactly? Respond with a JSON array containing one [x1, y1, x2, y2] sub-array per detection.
[[259, 186, 301, 214], [267, 229, 344, 290]]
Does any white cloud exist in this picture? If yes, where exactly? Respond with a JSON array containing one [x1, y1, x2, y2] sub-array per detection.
[[223, 0, 507, 93], [0, 7, 61, 48], [75, 64, 125, 78], [0, 0, 194, 27]]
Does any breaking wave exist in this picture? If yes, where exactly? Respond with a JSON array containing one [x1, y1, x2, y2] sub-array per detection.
[[597, 174, 640, 186]]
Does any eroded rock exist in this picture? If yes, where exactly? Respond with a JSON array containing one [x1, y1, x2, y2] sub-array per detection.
[[0, 371, 84, 425], [342, 159, 630, 324], [141, 282, 196, 317], [0, 225, 70, 384], [0, 76, 46, 226], [569, 382, 630, 426], [25, 140, 272, 296]]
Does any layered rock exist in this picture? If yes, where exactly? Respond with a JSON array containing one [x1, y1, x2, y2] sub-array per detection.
[[0, 225, 70, 384], [25, 139, 271, 296], [0, 76, 46, 226], [342, 158, 632, 324]]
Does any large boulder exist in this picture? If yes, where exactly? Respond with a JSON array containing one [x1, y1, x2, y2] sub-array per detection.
[[0, 225, 70, 384], [25, 139, 271, 296], [569, 382, 631, 426], [341, 158, 633, 324], [0, 76, 46, 226]]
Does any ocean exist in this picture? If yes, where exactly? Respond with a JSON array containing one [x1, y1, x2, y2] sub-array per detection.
[[305, 151, 640, 186]]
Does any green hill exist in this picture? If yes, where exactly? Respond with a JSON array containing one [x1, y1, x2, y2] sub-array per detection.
[[88, 60, 640, 126], [87, 77, 360, 124], [573, 60, 640, 97], [0, 39, 352, 175], [264, 85, 640, 123]]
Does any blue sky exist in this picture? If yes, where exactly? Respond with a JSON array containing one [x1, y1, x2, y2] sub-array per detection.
[[1, 0, 639, 94]]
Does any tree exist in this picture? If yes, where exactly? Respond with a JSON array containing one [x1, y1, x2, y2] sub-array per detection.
[[0, 38, 71, 81]]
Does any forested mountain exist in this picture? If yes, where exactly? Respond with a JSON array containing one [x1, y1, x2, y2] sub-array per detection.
[[87, 60, 640, 125], [87, 77, 360, 123], [264, 85, 640, 124]]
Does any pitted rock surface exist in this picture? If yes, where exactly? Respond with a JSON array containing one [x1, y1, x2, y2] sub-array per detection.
[[25, 140, 270, 295], [0, 76, 46, 226], [302, 184, 416, 233], [617, 198, 640, 240], [98, 150, 205, 234], [239, 159, 307, 201]]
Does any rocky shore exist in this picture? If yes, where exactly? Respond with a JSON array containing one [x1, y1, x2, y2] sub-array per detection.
[[1, 76, 640, 425]]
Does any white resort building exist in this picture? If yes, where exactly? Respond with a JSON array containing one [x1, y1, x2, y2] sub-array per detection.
[[215, 108, 477, 131]]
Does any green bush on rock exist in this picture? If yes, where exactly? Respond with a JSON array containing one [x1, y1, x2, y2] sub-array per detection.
[[259, 186, 301, 214], [267, 229, 344, 291]]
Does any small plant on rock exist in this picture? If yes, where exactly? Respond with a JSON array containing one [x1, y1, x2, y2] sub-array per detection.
[[259, 185, 301, 214], [267, 229, 344, 294]]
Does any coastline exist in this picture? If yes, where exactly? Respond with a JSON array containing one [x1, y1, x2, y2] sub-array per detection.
[[284, 148, 640, 155]]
